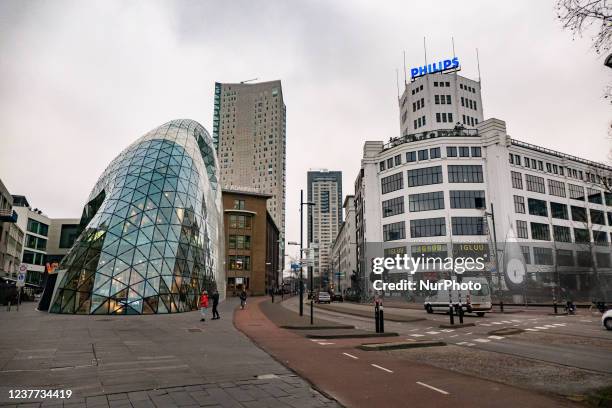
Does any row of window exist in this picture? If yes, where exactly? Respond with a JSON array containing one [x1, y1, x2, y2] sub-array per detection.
[[229, 214, 252, 229], [413, 98, 425, 112], [459, 83, 476, 93], [433, 81, 451, 88], [380, 146, 482, 172], [513, 195, 612, 225], [383, 190, 485, 217], [383, 216, 487, 241], [381, 165, 485, 194], [411, 84, 424, 95], [434, 94, 452, 105], [509, 153, 612, 188], [414, 115, 427, 129], [521, 246, 611, 268], [510, 171, 610, 205], [228, 234, 251, 250], [462, 115, 478, 127], [27, 218, 49, 237], [435, 112, 453, 123], [515, 220, 610, 244], [461, 97, 477, 110]]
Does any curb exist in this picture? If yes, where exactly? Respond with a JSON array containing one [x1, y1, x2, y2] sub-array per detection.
[[314, 304, 426, 322], [439, 323, 475, 329], [281, 325, 355, 330], [357, 341, 446, 351]]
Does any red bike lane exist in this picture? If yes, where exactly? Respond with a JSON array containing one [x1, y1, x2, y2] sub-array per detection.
[[233, 297, 577, 408]]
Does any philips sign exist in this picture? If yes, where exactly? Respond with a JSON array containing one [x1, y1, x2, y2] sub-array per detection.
[[410, 57, 460, 80]]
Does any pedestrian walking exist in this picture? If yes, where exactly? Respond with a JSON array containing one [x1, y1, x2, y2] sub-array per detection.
[[239, 289, 247, 309], [199, 290, 209, 321], [212, 289, 220, 320]]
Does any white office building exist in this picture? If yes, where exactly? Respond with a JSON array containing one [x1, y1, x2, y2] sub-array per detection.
[[330, 195, 356, 293]]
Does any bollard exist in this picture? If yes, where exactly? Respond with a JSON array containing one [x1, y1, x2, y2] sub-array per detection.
[[500, 300, 504, 313], [379, 305, 384, 333], [374, 303, 380, 333], [553, 300, 558, 314], [310, 300, 314, 325], [458, 304, 464, 324], [449, 303, 455, 325], [7, 301, 11, 312], [271, 291, 275, 304]]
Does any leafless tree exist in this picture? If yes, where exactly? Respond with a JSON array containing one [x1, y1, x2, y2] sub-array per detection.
[[556, 0, 612, 54]]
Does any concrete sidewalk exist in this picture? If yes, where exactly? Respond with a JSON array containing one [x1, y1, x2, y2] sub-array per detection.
[[0, 299, 339, 407]]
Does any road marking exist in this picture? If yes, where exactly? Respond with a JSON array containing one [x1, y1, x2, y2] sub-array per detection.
[[410, 334, 425, 337], [409, 328, 420, 332], [543, 325, 556, 328], [416, 381, 449, 395], [474, 338, 490, 343], [465, 332, 473, 335], [501, 320, 512, 324], [371, 364, 393, 373], [479, 323, 491, 327], [466, 343, 476, 346], [426, 331, 441, 335], [456, 341, 468, 345], [488, 335, 504, 340], [534, 326, 548, 330], [342, 352, 358, 360], [317, 342, 335, 345], [552, 323, 566, 326], [524, 328, 538, 331], [440, 329, 454, 332], [449, 334, 459, 338], [491, 322, 502, 325], [580, 320, 593, 323]]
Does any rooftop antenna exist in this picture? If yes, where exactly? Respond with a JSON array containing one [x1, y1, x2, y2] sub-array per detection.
[[423, 37, 428, 66], [403, 50, 407, 85], [476, 48, 481, 83], [396, 68, 400, 100], [240, 78, 258, 84], [452, 37, 456, 58]]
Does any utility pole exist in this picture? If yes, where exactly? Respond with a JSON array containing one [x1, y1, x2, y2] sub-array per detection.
[[299, 190, 304, 316]]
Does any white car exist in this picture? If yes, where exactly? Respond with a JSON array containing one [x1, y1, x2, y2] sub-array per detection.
[[316, 292, 331, 304], [602, 309, 612, 331]]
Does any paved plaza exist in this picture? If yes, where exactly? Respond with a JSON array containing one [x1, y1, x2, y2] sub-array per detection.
[[0, 299, 340, 407]]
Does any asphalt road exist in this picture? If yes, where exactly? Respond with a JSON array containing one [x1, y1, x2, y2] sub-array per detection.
[[283, 298, 612, 374]]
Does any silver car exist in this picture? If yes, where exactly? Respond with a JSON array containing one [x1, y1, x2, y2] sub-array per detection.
[[602, 309, 612, 331]]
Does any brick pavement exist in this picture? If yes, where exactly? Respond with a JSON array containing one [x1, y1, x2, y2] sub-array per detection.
[[0, 298, 340, 407]]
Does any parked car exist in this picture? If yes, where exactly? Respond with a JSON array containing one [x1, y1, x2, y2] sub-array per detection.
[[602, 309, 612, 331], [331, 292, 343, 302], [316, 292, 331, 304]]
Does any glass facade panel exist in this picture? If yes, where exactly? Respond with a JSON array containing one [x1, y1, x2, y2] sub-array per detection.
[[50, 119, 224, 314]]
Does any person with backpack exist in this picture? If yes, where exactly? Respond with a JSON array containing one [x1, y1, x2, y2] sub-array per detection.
[[239, 289, 247, 309], [199, 290, 209, 321], [211, 289, 220, 320]]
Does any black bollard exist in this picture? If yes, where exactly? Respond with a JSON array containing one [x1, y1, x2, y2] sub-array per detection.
[[449, 303, 455, 325], [553, 300, 558, 314], [379, 305, 385, 333], [500, 300, 504, 313], [458, 304, 464, 324], [374, 303, 380, 333]]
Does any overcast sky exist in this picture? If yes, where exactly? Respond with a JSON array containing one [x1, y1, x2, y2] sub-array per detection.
[[1, 0, 610, 264]]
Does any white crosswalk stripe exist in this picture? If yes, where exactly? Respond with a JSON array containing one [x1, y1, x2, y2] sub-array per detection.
[[474, 338, 491, 343], [488, 335, 504, 340], [426, 331, 441, 335], [410, 334, 425, 337]]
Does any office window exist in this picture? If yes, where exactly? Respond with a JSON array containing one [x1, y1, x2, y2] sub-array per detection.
[[605, 192, 612, 206], [387, 158, 394, 168], [590, 209, 606, 225], [380, 161, 385, 171], [435, 95, 440, 104], [593, 230, 608, 245], [509, 153, 514, 164], [446, 146, 457, 157], [382, 196, 405, 218], [418, 149, 429, 161], [59, 224, 79, 249], [448, 165, 484, 183], [229, 235, 251, 250], [596, 252, 610, 267], [409, 191, 445, 212], [574, 228, 590, 243], [538, 161, 544, 171], [550, 202, 568, 219], [521, 246, 531, 264], [577, 251, 593, 267], [383, 221, 406, 241], [395, 155, 401, 166], [525, 158, 530, 168], [587, 188, 603, 204], [525, 174, 546, 193], [26, 234, 47, 251], [229, 255, 251, 270], [448, 113, 453, 122], [516, 220, 529, 239], [436, 113, 441, 122], [530, 222, 550, 240], [514, 155, 522, 166], [471, 147, 482, 157], [452, 217, 486, 235], [410, 217, 446, 238], [27, 219, 49, 236], [430, 147, 441, 159], [553, 225, 571, 243], [571, 206, 587, 222], [233, 200, 245, 210], [446, 95, 451, 104], [546, 163, 552, 173], [557, 249, 574, 266], [407, 166, 443, 187], [449, 190, 486, 209], [406, 151, 416, 162], [442, 113, 447, 122], [514, 195, 525, 213], [229, 214, 252, 229], [548, 179, 566, 197], [511, 171, 523, 189], [568, 184, 585, 200], [381, 172, 404, 194], [459, 146, 470, 157], [533, 247, 553, 265], [528, 198, 547, 216]]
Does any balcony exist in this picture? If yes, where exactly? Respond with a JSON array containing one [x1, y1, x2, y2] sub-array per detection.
[[0, 209, 18, 223]]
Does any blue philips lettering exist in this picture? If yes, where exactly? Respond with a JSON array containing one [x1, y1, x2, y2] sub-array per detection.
[[443, 59, 452, 70], [410, 68, 419, 78], [451, 57, 459, 68], [409, 56, 460, 80]]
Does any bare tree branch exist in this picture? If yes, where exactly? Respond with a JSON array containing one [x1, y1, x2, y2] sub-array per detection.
[[556, 0, 612, 54]]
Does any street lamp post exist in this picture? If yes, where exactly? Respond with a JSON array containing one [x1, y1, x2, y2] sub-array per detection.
[[485, 203, 503, 313]]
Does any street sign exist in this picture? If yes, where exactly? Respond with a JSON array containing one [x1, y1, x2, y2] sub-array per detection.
[[16, 264, 27, 288]]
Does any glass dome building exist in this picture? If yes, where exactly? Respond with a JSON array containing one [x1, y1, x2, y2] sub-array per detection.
[[50, 119, 224, 314]]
